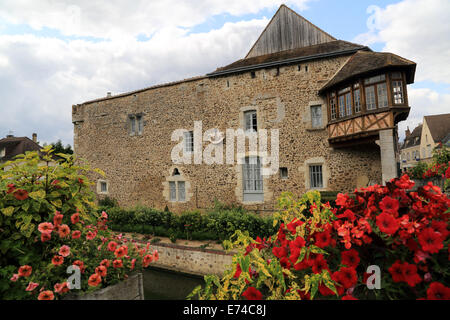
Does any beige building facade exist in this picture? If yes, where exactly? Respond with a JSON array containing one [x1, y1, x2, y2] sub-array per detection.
[[73, 5, 416, 212]]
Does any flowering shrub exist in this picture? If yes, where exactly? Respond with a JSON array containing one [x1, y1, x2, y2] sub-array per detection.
[[0, 147, 158, 300], [189, 175, 449, 300]]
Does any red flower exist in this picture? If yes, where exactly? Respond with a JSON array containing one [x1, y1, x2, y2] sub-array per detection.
[[114, 245, 128, 258], [38, 222, 54, 234], [18, 265, 32, 277], [72, 260, 85, 273], [53, 213, 63, 226], [25, 282, 39, 292], [402, 263, 422, 287], [280, 257, 291, 270], [388, 260, 405, 283], [418, 228, 444, 254], [341, 249, 360, 268], [95, 265, 107, 277], [88, 273, 102, 287], [379, 196, 400, 216], [311, 254, 329, 274], [6, 184, 16, 194], [272, 246, 287, 259], [242, 287, 263, 300], [376, 212, 399, 235], [54, 282, 70, 294], [41, 232, 51, 242], [13, 189, 29, 201], [38, 290, 54, 300], [143, 254, 153, 267], [58, 224, 70, 238], [342, 295, 358, 300], [71, 213, 80, 224], [314, 230, 332, 248], [336, 267, 357, 289], [427, 282, 450, 300], [100, 259, 110, 268], [233, 264, 242, 279], [113, 259, 123, 268], [72, 230, 81, 239], [107, 241, 118, 252], [52, 255, 64, 266], [58, 245, 71, 257]]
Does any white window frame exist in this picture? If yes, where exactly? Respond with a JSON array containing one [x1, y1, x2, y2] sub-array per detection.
[[243, 156, 263, 202], [97, 180, 109, 195], [184, 131, 194, 153], [244, 110, 258, 132]]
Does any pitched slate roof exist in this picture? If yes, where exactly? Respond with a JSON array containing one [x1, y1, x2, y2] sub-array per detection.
[[424, 113, 450, 143], [401, 125, 422, 149], [209, 40, 369, 77], [320, 51, 416, 93], [0, 136, 42, 161]]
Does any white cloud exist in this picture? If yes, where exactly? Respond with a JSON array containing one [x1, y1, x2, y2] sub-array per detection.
[[0, 0, 310, 39], [354, 0, 450, 84], [398, 88, 450, 141]]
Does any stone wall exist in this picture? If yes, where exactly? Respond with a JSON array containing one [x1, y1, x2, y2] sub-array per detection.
[[73, 54, 382, 212], [149, 242, 233, 277]]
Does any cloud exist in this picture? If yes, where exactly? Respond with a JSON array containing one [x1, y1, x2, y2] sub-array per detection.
[[0, 0, 310, 40], [398, 88, 450, 141], [0, 17, 271, 146], [354, 0, 450, 85]]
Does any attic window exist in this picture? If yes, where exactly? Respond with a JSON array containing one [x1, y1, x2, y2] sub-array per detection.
[[280, 167, 288, 179], [173, 168, 180, 176], [251, 71, 256, 79]]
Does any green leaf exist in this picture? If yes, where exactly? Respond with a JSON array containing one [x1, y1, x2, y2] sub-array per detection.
[[1, 206, 15, 216], [28, 190, 46, 200]]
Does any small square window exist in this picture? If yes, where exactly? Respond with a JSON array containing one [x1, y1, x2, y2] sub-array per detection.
[[280, 167, 288, 179], [100, 182, 107, 193], [251, 71, 256, 78]]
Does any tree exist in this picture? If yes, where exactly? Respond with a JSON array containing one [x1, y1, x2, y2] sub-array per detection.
[[50, 140, 73, 155]]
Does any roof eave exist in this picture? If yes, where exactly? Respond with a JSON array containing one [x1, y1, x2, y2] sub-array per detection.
[[207, 46, 370, 78]]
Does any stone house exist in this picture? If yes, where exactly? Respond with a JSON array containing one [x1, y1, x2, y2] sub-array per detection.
[[0, 133, 41, 163], [72, 5, 416, 212], [400, 113, 450, 170]]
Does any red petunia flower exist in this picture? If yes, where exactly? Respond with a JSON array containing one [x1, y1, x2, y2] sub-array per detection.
[[341, 249, 360, 268], [58, 224, 70, 238], [100, 259, 110, 268], [95, 265, 107, 277], [418, 228, 444, 254], [107, 241, 118, 252], [88, 273, 102, 287], [143, 254, 153, 267], [72, 260, 85, 273], [38, 222, 54, 234], [53, 212, 63, 226], [6, 184, 16, 194], [272, 246, 288, 259], [86, 230, 96, 240], [388, 260, 405, 283], [51, 255, 64, 266], [315, 230, 332, 248], [18, 265, 32, 277], [25, 281, 39, 292], [13, 189, 29, 201], [71, 230, 81, 239], [311, 254, 329, 274], [41, 232, 51, 242], [242, 287, 263, 300], [58, 245, 71, 257], [379, 196, 400, 216], [376, 212, 399, 235], [113, 259, 123, 268], [54, 282, 70, 294], [426, 282, 450, 300], [401, 263, 422, 287], [336, 267, 358, 289], [114, 245, 128, 258], [38, 290, 54, 300], [71, 213, 80, 224]]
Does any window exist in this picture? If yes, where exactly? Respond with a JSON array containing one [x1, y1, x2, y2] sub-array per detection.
[[169, 181, 186, 202], [392, 80, 404, 104], [364, 74, 385, 85], [280, 167, 288, 179], [353, 87, 361, 113], [337, 87, 352, 117], [305, 65, 308, 72], [377, 83, 388, 108], [309, 165, 323, 189], [365, 86, 376, 110], [184, 131, 194, 153], [0, 147, 5, 158], [311, 105, 322, 128], [129, 114, 143, 135], [251, 71, 256, 78], [100, 182, 107, 193], [407, 152, 410, 161], [243, 157, 263, 193], [330, 94, 337, 120], [338, 95, 345, 118], [345, 92, 352, 116], [244, 110, 257, 132]]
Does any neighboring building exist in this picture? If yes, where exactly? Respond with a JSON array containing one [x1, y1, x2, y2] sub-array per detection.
[[72, 5, 416, 212], [420, 113, 450, 163], [400, 113, 450, 171], [0, 133, 41, 163], [400, 125, 422, 171]]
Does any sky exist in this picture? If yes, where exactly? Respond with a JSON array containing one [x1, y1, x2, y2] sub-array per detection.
[[0, 0, 449, 147]]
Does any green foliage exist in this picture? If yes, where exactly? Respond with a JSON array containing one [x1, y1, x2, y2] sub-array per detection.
[[98, 196, 119, 208], [49, 140, 73, 155], [407, 161, 429, 179], [0, 147, 98, 299], [104, 205, 277, 242]]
